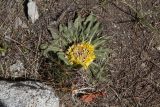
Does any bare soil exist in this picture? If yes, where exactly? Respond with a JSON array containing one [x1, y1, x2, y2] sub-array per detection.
[[0, 0, 160, 107]]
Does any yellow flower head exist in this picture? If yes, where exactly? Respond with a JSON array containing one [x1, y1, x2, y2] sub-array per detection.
[[66, 42, 96, 69]]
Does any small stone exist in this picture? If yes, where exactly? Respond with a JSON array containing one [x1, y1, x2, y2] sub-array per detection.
[[156, 45, 160, 51], [9, 60, 25, 78], [140, 63, 146, 68], [15, 17, 22, 28], [140, 51, 150, 61], [4, 28, 12, 42], [27, 0, 39, 23], [15, 17, 28, 29]]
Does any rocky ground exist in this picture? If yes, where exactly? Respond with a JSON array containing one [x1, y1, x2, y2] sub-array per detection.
[[0, 0, 160, 107]]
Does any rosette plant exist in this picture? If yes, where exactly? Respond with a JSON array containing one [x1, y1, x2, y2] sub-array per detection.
[[41, 13, 110, 82]]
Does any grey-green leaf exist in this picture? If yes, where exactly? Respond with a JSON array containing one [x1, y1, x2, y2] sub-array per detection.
[[48, 26, 59, 39], [89, 22, 100, 43], [46, 45, 62, 53], [40, 43, 48, 50], [57, 52, 69, 65], [74, 15, 82, 29], [0, 47, 5, 52]]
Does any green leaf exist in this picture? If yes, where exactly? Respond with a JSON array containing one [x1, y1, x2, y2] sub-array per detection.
[[46, 45, 62, 53], [93, 39, 106, 47], [57, 52, 69, 65], [74, 15, 82, 29], [89, 22, 100, 43], [84, 14, 96, 26], [68, 22, 77, 42], [40, 43, 48, 50], [59, 24, 64, 33], [84, 15, 97, 36], [92, 35, 111, 46], [0, 47, 5, 52], [95, 49, 106, 56], [62, 26, 72, 43], [59, 38, 67, 47], [84, 22, 92, 37], [81, 14, 99, 42], [43, 45, 62, 57], [91, 62, 99, 68], [48, 26, 59, 39], [0, 46, 6, 55]]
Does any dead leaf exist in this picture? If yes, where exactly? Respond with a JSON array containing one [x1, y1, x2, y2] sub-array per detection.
[[80, 92, 107, 103]]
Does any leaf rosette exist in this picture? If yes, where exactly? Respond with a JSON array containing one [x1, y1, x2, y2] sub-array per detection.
[[41, 13, 110, 82]]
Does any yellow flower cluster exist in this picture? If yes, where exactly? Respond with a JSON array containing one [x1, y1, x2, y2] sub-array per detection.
[[66, 42, 96, 69]]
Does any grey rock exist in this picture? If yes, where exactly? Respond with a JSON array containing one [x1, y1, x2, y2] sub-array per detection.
[[0, 80, 59, 107], [15, 17, 28, 29], [9, 60, 25, 78]]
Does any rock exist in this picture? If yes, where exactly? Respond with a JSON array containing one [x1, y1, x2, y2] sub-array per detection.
[[9, 60, 25, 78], [4, 28, 12, 43], [140, 51, 150, 61], [155, 45, 160, 51], [27, 0, 39, 23], [15, 17, 28, 29], [0, 80, 59, 107]]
